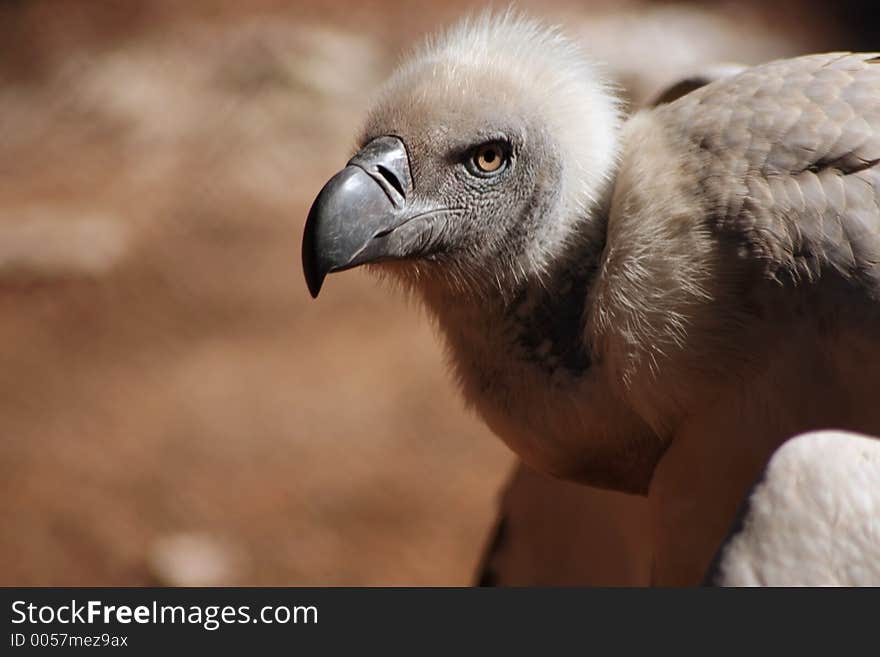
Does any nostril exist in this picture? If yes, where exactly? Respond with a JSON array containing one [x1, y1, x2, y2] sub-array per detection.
[[376, 164, 406, 199]]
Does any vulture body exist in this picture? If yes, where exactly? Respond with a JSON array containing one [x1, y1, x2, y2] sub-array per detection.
[[303, 14, 880, 584]]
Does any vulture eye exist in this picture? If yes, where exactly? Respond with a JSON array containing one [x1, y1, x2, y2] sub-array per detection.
[[470, 143, 508, 175]]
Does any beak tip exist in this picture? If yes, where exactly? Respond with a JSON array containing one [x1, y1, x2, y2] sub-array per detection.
[[302, 249, 325, 300], [301, 222, 325, 299], [306, 275, 323, 299]]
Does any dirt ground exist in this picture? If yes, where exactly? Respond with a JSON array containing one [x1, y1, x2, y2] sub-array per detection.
[[0, 0, 864, 585]]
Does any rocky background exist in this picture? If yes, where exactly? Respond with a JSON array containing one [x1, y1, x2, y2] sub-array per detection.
[[0, 0, 872, 585]]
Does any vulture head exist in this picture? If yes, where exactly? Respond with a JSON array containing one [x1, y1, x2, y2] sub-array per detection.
[[303, 13, 663, 491], [303, 13, 620, 299]]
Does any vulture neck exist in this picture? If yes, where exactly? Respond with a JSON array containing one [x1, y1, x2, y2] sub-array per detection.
[[420, 194, 663, 492]]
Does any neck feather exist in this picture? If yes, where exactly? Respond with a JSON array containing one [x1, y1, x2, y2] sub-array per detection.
[[413, 195, 661, 492]]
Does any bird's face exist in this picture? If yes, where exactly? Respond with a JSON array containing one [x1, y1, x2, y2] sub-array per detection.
[[303, 15, 620, 298], [303, 68, 562, 298]]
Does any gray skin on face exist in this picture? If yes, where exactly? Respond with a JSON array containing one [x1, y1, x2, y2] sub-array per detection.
[[357, 72, 567, 296]]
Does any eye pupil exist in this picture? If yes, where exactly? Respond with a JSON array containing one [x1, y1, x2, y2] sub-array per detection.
[[473, 144, 506, 173]]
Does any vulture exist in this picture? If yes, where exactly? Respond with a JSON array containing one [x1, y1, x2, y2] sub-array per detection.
[[302, 13, 880, 584], [707, 431, 880, 586]]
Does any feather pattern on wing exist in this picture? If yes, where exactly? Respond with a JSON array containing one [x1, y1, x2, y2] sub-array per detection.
[[658, 53, 880, 291]]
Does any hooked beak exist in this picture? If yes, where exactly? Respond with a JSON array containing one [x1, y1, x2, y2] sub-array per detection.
[[302, 135, 423, 298]]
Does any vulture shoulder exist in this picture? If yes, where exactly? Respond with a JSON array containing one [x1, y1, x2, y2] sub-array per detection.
[[655, 52, 880, 292], [598, 54, 880, 418]]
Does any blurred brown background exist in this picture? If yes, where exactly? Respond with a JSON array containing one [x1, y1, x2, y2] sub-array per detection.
[[0, 0, 874, 585]]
